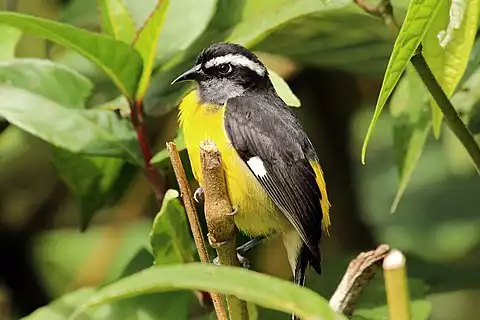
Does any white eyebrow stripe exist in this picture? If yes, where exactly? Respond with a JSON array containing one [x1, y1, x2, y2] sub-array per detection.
[[204, 54, 266, 76]]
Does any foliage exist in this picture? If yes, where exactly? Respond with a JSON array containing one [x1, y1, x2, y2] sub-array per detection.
[[1, 0, 480, 319]]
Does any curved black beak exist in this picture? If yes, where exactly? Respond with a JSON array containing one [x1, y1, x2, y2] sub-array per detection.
[[171, 64, 201, 85]]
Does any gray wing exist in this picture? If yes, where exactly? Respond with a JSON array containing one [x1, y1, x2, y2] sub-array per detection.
[[224, 92, 324, 266]]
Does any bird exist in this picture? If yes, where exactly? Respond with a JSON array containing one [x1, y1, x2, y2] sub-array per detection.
[[172, 42, 331, 313]]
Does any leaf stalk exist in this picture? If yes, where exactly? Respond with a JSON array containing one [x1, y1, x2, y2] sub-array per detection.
[[411, 51, 480, 173], [128, 99, 165, 203]]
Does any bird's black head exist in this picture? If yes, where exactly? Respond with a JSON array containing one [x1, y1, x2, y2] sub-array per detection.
[[172, 42, 272, 105]]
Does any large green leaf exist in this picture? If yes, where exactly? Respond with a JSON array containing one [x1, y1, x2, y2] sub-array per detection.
[[361, 0, 442, 164], [423, 0, 479, 137], [133, 0, 170, 100], [155, 0, 217, 65], [144, 0, 349, 115], [389, 67, 432, 212], [0, 86, 142, 163], [59, 0, 99, 28], [150, 189, 194, 265], [226, 0, 351, 47], [75, 263, 344, 320], [98, 0, 137, 43], [0, 58, 127, 229], [0, 12, 143, 99], [0, 59, 92, 109], [23, 253, 192, 320], [0, 24, 22, 61], [269, 69, 301, 107], [123, 0, 157, 28], [53, 148, 124, 230]]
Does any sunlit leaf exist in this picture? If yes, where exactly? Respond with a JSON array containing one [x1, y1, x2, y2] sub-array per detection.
[[155, 0, 217, 65], [437, 0, 467, 48], [151, 130, 184, 164], [0, 59, 92, 109], [423, 0, 479, 137], [0, 12, 143, 99], [361, 0, 442, 164], [226, 0, 351, 47], [98, 0, 137, 43], [0, 86, 142, 163], [150, 189, 194, 265], [143, 0, 351, 115], [389, 67, 432, 212], [75, 263, 344, 320], [0, 24, 22, 61], [133, 0, 170, 100], [269, 69, 301, 107]]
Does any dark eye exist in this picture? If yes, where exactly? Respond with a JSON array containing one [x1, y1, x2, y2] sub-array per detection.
[[217, 63, 232, 75]]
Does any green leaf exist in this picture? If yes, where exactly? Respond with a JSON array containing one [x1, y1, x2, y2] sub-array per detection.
[[143, 0, 352, 115], [389, 67, 432, 213], [0, 12, 143, 99], [269, 69, 300, 107], [0, 86, 142, 163], [60, 0, 99, 28], [53, 148, 124, 230], [22, 284, 192, 320], [225, 0, 351, 47], [0, 24, 22, 61], [134, 0, 170, 100], [150, 189, 194, 265], [151, 130, 184, 164], [23, 287, 96, 320], [155, 0, 217, 65], [422, 0, 479, 137], [98, 0, 137, 43], [75, 263, 344, 320], [361, 0, 442, 164], [0, 59, 93, 109]]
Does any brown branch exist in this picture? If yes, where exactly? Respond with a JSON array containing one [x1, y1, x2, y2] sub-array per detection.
[[129, 99, 165, 204], [329, 244, 390, 316], [166, 142, 229, 320], [200, 140, 248, 320]]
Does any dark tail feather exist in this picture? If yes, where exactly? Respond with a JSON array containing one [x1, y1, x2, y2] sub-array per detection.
[[292, 244, 322, 320]]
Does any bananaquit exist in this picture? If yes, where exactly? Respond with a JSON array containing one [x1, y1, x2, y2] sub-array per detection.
[[172, 42, 331, 294]]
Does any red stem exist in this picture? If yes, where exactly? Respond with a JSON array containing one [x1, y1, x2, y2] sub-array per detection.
[[130, 99, 165, 205]]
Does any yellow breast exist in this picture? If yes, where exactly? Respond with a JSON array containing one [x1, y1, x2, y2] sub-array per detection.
[[178, 90, 291, 236]]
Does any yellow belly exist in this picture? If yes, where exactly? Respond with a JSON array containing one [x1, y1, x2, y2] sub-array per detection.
[[178, 90, 291, 236]]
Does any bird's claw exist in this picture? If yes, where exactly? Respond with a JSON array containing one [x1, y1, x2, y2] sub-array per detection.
[[213, 252, 251, 269], [226, 208, 238, 216], [194, 187, 204, 203]]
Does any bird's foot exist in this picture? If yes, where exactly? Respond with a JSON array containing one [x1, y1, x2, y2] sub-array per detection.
[[213, 252, 251, 269], [193, 187, 204, 203], [226, 208, 238, 216]]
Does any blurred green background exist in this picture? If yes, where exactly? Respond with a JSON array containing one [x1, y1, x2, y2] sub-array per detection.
[[0, 0, 479, 319]]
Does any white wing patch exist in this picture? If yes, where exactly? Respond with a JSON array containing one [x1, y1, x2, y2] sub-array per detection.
[[205, 54, 266, 76], [247, 156, 267, 177]]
